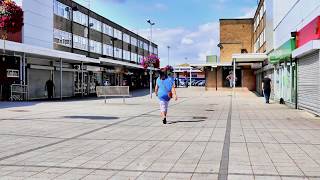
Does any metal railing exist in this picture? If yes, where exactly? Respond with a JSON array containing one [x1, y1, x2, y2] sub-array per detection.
[[96, 86, 131, 103], [10, 84, 28, 101]]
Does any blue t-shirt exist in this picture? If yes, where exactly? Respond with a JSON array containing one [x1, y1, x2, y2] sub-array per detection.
[[157, 77, 173, 101]]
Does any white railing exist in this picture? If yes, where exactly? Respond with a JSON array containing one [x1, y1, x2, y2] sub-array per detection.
[[10, 84, 28, 101]]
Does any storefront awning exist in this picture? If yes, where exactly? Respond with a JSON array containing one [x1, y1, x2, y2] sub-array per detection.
[[292, 40, 320, 58], [269, 38, 296, 64], [0, 40, 100, 64], [232, 53, 267, 63]]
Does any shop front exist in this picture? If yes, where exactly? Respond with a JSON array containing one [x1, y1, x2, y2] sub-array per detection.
[[0, 55, 21, 101], [269, 39, 297, 106], [292, 16, 320, 115]]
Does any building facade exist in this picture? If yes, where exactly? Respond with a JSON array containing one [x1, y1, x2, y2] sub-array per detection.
[[219, 19, 256, 91], [0, 0, 158, 100]]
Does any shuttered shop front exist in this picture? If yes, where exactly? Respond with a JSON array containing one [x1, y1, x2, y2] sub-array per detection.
[[297, 51, 320, 115]]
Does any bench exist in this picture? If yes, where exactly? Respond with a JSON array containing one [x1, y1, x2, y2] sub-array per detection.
[[96, 86, 131, 103]]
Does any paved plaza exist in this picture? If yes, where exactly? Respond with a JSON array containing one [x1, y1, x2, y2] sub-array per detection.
[[0, 88, 320, 180]]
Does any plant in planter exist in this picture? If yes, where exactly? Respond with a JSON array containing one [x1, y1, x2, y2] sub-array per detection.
[[141, 54, 160, 69]]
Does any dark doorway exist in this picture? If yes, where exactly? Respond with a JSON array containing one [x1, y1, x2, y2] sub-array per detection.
[[222, 67, 242, 87], [0, 55, 20, 101]]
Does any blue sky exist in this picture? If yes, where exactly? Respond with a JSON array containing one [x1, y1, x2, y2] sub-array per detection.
[[15, 0, 258, 66]]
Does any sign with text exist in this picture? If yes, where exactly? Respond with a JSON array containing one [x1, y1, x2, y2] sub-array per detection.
[[7, 69, 19, 78]]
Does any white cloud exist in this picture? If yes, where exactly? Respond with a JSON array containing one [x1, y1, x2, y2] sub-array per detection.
[[181, 37, 194, 45], [137, 22, 220, 67], [237, 7, 256, 18]]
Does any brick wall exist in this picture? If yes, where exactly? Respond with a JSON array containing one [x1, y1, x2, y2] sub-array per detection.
[[206, 67, 223, 89], [242, 67, 256, 91], [220, 19, 254, 63]]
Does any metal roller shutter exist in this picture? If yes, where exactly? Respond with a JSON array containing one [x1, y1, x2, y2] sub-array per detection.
[[297, 51, 320, 115]]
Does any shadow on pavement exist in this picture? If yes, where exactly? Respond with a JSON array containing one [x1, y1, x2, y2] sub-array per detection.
[[0, 102, 42, 109], [168, 120, 205, 124], [64, 116, 119, 120]]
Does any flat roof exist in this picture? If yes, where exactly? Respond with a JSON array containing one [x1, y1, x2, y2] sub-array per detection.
[[219, 18, 253, 21]]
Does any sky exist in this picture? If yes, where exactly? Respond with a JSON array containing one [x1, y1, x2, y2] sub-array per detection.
[[14, 0, 258, 66]]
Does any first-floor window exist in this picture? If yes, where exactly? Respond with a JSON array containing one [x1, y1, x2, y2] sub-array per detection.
[[54, 29, 72, 47], [89, 40, 102, 54], [123, 50, 130, 61], [73, 35, 88, 51], [114, 47, 122, 59], [138, 55, 143, 63], [131, 52, 137, 62], [103, 44, 113, 57]]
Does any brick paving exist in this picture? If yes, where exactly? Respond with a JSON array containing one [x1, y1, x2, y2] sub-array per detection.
[[0, 88, 319, 180]]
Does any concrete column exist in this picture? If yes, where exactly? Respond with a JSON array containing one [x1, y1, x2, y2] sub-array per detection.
[[60, 58, 63, 100], [233, 58, 236, 90], [81, 62, 84, 97]]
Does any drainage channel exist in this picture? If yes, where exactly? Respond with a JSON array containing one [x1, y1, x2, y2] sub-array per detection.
[[217, 94, 233, 180]]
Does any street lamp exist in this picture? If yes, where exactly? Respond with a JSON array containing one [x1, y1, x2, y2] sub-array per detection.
[[167, 46, 170, 65], [147, 19, 155, 99]]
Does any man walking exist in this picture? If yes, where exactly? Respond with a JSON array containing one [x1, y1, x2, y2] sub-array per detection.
[[262, 75, 272, 104], [45, 79, 55, 100]]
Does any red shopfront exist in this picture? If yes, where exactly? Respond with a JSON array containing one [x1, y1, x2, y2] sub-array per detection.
[[294, 16, 320, 116]]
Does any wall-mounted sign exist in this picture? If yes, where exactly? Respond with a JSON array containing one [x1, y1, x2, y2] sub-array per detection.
[[297, 16, 320, 48], [7, 69, 19, 78]]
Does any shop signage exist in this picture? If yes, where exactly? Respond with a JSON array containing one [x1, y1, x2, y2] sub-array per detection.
[[269, 38, 296, 64], [297, 16, 320, 48], [86, 66, 100, 72], [7, 69, 19, 78]]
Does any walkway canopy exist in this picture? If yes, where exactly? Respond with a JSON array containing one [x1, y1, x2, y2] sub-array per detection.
[[232, 53, 267, 63]]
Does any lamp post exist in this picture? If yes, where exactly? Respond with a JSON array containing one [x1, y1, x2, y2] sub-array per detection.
[[167, 46, 170, 65], [147, 19, 155, 99]]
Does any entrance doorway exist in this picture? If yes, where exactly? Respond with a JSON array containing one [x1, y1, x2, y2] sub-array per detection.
[[222, 67, 242, 87]]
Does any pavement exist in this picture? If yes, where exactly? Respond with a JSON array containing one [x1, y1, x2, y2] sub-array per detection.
[[0, 88, 319, 180]]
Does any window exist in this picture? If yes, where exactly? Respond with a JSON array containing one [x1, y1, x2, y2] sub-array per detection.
[[103, 44, 113, 56], [138, 40, 144, 49], [259, 6, 264, 21], [73, 11, 88, 26], [89, 17, 102, 32], [89, 40, 102, 54], [103, 24, 113, 37], [123, 33, 130, 44], [138, 55, 143, 63], [114, 47, 122, 59], [54, 29, 72, 47], [123, 50, 130, 61], [144, 42, 149, 51], [131, 52, 137, 62], [131, 37, 137, 46], [54, 1, 71, 19], [114, 29, 122, 40], [154, 47, 158, 54], [73, 35, 88, 51]]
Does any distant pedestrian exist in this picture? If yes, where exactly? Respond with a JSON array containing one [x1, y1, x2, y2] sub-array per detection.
[[262, 75, 272, 104], [155, 70, 178, 124], [45, 79, 55, 99], [226, 71, 237, 87]]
